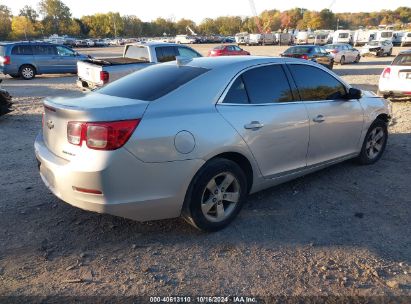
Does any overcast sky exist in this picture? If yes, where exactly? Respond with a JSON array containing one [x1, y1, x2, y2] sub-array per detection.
[[2, 0, 410, 22]]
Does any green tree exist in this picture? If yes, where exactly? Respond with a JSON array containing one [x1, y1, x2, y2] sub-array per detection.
[[0, 5, 12, 40], [38, 0, 72, 35], [175, 19, 197, 35], [123, 15, 143, 37], [11, 16, 37, 39], [19, 5, 39, 23]]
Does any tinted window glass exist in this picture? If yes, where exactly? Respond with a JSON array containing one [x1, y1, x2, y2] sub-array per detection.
[[177, 47, 201, 59], [285, 46, 312, 54], [392, 54, 411, 65], [33, 45, 57, 55], [0, 46, 5, 55], [98, 64, 209, 101], [223, 77, 249, 104], [288, 64, 347, 101], [56, 46, 75, 56], [156, 46, 177, 63], [11, 45, 33, 55], [124, 46, 149, 61], [242, 65, 293, 104]]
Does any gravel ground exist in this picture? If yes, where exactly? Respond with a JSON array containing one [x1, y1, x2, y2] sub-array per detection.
[[0, 45, 410, 299]]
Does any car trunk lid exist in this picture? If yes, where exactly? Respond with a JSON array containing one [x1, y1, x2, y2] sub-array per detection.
[[42, 92, 148, 160]]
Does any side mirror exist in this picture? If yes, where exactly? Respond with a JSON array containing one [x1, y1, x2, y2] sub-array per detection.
[[347, 87, 362, 99]]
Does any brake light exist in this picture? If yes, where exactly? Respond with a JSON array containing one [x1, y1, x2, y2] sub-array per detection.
[[1, 56, 10, 65], [100, 71, 109, 84], [300, 54, 309, 60], [382, 67, 391, 78], [67, 120, 140, 150]]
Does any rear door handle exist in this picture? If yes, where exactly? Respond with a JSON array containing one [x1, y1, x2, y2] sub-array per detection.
[[244, 121, 264, 130], [313, 115, 325, 123]]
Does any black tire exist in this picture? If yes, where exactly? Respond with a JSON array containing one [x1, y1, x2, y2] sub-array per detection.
[[387, 48, 392, 56], [354, 54, 360, 63], [9, 74, 20, 79], [356, 119, 388, 165], [182, 158, 248, 232], [340, 55, 345, 65], [19, 65, 36, 80], [328, 62, 334, 70]]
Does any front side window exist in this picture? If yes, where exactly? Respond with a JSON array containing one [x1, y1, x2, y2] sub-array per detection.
[[223, 65, 294, 104], [56, 46, 75, 56], [288, 64, 347, 101]]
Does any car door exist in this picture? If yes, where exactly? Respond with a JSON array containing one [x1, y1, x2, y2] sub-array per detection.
[[32, 44, 59, 74], [287, 63, 364, 166], [216, 64, 310, 178], [55, 45, 78, 73], [345, 45, 356, 62]]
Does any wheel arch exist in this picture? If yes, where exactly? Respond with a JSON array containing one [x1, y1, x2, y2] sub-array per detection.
[[19, 63, 37, 74]]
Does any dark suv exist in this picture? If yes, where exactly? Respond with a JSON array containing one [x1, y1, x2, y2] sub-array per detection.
[[0, 42, 88, 80]]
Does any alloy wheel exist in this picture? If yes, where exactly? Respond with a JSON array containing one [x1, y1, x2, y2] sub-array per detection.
[[365, 127, 385, 160], [22, 67, 34, 79], [200, 172, 240, 223]]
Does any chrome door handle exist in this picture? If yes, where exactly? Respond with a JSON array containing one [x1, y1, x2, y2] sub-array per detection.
[[313, 115, 325, 123], [244, 121, 264, 130]]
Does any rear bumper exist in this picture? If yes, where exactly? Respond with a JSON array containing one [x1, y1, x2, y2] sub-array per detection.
[[34, 132, 204, 222], [77, 78, 100, 90]]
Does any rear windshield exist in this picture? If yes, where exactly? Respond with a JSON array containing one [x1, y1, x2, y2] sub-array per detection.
[[392, 54, 411, 66], [0, 46, 4, 55], [339, 33, 349, 38], [98, 64, 209, 101], [213, 46, 225, 50], [381, 32, 392, 38], [124, 46, 149, 62], [285, 46, 312, 54], [325, 44, 340, 49]]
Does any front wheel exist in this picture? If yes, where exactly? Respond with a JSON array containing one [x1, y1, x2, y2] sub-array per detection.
[[387, 48, 392, 56], [357, 119, 388, 165], [183, 159, 247, 232], [340, 55, 345, 65], [354, 54, 361, 63]]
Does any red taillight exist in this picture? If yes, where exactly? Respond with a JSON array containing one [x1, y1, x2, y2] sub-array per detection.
[[100, 71, 109, 84], [2, 56, 11, 65], [382, 67, 391, 79], [300, 54, 309, 60], [67, 119, 140, 150]]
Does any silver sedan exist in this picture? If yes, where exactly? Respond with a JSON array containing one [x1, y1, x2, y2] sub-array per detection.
[[35, 56, 390, 231]]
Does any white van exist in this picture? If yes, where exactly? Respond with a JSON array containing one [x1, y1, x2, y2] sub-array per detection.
[[175, 35, 197, 44], [248, 33, 276, 45], [353, 30, 374, 46], [401, 32, 411, 47], [375, 30, 394, 42], [235, 32, 250, 45], [332, 30, 352, 44]]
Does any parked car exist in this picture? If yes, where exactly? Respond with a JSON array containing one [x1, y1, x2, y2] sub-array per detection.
[[175, 35, 198, 44], [74, 40, 88, 48], [0, 79, 12, 116], [77, 42, 202, 89], [401, 32, 411, 47], [378, 49, 411, 98], [0, 42, 89, 80], [35, 56, 390, 231], [281, 45, 334, 69], [361, 40, 393, 57], [208, 45, 250, 56], [324, 43, 361, 64], [248, 33, 276, 45]]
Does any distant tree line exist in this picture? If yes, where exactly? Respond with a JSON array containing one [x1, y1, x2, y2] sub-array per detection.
[[0, 0, 411, 40]]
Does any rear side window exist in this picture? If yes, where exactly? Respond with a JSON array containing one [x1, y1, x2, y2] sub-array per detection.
[[223, 65, 293, 104], [98, 64, 209, 101], [124, 46, 149, 62], [288, 64, 347, 101], [156, 46, 177, 63], [33, 45, 57, 55], [11, 45, 33, 55], [392, 54, 411, 65]]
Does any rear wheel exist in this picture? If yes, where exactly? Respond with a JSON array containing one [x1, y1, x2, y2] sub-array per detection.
[[183, 158, 247, 232], [19, 65, 36, 80], [387, 48, 392, 56], [354, 54, 361, 63], [357, 119, 388, 165], [340, 55, 345, 65]]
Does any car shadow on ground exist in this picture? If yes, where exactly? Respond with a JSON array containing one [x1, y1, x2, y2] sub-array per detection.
[[0, 113, 410, 267]]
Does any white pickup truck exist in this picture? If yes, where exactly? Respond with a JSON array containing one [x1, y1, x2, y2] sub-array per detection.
[[77, 42, 202, 89]]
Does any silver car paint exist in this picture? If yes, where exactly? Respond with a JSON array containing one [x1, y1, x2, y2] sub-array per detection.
[[35, 56, 390, 222]]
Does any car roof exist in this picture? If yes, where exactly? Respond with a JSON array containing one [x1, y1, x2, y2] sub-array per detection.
[[128, 42, 186, 47], [398, 49, 411, 55], [166, 56, 308, 70], [0, 41, 56, 46]]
